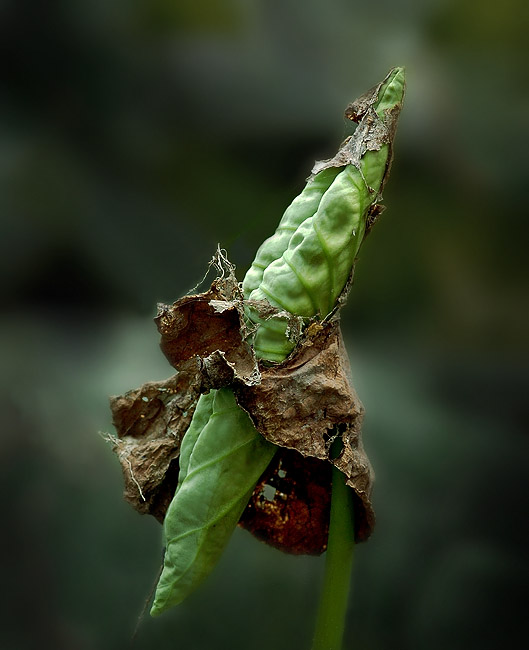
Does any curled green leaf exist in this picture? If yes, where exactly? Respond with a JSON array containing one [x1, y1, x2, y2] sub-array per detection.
[[151, 388, 276, 616], [242, 167, 341, 299], [246, 67, 405, 362]]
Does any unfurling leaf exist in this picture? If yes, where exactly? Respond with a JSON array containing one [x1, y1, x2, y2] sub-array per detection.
[[244, 67, 405, 362]]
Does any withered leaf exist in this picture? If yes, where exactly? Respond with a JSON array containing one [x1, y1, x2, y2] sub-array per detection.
[[110, 261, 374, 547], [239, 447, 331, 555], [311, 67, 404, 202], [155, 278, 260, 389], [235, 320, 375, 542], [109, 358, 202, 522]]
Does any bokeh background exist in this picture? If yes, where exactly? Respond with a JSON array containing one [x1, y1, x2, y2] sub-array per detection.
[[2, 1, 528, 649]]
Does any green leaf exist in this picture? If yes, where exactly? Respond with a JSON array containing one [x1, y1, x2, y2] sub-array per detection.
[[174, 391, 214, 495], [252, 163, 371, 318], [245, 67, 405, 362], [151, 388, 276, 616], [242, 167, 341, 299]]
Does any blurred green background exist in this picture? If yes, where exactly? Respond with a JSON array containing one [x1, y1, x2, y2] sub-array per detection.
[[1, 1, 528, 649]]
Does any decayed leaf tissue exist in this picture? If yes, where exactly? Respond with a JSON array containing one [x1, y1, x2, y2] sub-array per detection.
[[110, 268, 374, 553]]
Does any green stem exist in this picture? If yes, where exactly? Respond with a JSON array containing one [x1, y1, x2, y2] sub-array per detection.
[[312, 463, 356, 650]]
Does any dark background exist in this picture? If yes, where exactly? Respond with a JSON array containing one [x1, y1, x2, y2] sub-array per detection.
[[1, 1, 528, 649]]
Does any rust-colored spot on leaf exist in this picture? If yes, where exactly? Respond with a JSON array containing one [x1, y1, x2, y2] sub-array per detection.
[[239, 448, 331, 555]]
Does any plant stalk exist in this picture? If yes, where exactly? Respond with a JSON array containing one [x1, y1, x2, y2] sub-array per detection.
[[312, 463, 355, 650]]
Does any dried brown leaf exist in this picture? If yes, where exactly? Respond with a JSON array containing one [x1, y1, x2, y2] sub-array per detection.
[[155, 278, 260, 389], [109, 359, 202, 522], [235, 321, 375, 542], [239, 448, 331, 555]]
